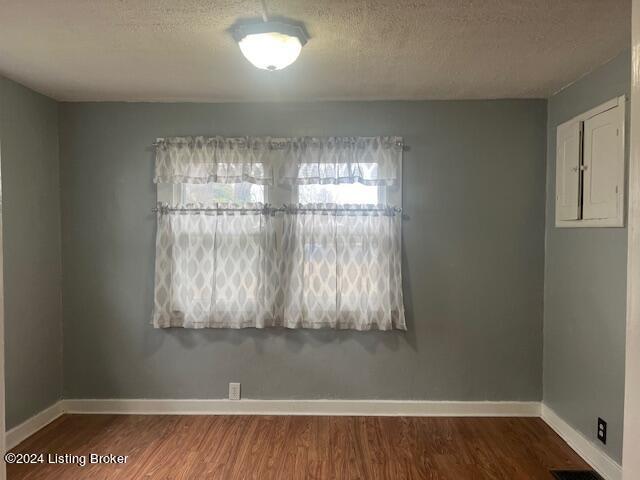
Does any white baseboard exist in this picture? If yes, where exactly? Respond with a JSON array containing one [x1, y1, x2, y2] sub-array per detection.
[[62, 399, 541, 417], [4, 399, 539, 449], [4, 399, 540, 448], [5, 401, 64, 450], [541, 404, 622, 480]]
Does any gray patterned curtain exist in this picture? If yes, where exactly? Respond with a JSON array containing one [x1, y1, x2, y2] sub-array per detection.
[[152, 136, 405, 330], [280, 204, 405, 330], [152, 204, 280, 328]]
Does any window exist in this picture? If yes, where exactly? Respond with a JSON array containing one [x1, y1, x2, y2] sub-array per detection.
[[179, 182, 265, 204], [297, 183, 382, 204], [153, 135, 404, 330]]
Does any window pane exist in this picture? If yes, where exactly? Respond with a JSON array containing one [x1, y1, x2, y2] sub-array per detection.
[[183, 183, 264, 204], [297, 183, 380, 204]]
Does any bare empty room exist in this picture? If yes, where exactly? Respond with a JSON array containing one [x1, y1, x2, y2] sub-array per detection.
[[1, 0, 640, 479]]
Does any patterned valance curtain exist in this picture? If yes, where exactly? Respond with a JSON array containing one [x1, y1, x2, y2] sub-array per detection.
[[154, 136, 402, 186], [154, 137, 275, 185], [279, 136, 403, 185]]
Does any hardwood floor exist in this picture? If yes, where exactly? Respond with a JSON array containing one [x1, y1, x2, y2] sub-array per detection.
[[8, 414, 589, 479]]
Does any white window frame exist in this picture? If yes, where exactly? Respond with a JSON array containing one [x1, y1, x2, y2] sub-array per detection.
[[157, 183, 271, 205], [158, 179, 402, 209]]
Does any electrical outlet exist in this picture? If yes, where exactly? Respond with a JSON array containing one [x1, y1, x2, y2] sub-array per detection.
[[597, 417, 607, 444], [229, 382, 241, 401]]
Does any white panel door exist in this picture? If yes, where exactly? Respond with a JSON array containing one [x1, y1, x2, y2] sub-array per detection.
[[583, 106, 624, 220], [556, 121, 582, 222]]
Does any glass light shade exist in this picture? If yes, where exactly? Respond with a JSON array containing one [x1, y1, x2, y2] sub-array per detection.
[[238, 32, 302, 70]]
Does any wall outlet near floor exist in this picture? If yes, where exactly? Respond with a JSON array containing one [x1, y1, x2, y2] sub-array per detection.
[[229, 382, 241, 401], [597, 417, 607, 444]]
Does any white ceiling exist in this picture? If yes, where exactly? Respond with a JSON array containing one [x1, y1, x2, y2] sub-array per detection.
[[0, 0, 630, 102]]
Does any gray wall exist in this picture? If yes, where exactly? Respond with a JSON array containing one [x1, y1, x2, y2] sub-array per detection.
[[0, 76, 62, 428], [59, 100, 547, 402], [543, 50, 630, 463]]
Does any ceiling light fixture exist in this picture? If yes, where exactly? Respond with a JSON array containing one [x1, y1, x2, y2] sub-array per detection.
[[230, 0, 309, 71]]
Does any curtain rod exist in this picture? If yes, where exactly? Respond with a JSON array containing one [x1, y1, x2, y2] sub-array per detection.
[[152, 137, 407, 150], [152, 204, 402, 215]]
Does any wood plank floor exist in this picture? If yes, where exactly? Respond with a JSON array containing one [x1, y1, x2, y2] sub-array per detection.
[[8, 414, 589, 479]]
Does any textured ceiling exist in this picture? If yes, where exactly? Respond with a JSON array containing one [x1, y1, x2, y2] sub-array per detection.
[[0, 0, 630, 102]]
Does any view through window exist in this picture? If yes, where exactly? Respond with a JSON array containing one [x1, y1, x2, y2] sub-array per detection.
[[182, 183, 264, 204], [297, 183, 380, 204]]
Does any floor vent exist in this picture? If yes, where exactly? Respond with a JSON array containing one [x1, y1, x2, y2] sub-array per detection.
[[550, 471, 604, 480]]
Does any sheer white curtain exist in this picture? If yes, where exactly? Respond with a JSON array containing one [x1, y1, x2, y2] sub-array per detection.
[[280, 205, 405, 330], [153, 204, 280, 328], [152, 136, 405, 330]]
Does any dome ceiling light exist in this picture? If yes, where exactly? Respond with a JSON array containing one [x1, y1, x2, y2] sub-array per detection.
[[230, 0, 309, 71]]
